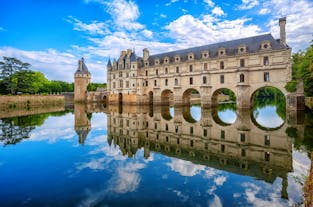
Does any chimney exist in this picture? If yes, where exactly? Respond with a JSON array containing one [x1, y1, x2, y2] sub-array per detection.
[[127, 49, 132, 56], [279, 17, 286, 46], [143, 48, 149, 61]]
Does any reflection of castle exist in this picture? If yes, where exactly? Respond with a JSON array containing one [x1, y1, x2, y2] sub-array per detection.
[[74, 104, 91, 144], [106, 105, 292, 199]]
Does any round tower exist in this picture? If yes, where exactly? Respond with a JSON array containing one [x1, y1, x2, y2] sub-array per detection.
[[74, 57, 91, 102]]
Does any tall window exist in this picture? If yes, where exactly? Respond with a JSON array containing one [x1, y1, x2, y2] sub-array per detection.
[[263, 56, 269, 65], [119, 72, 122, 77], [264, 135, 270, 146], [203, 76, 207, 84], [165, 79, 168, 86], [240, 59, 245, 67], [190, 127, 193, 135], [221, 130, 225, 139], [264, 72, 270, 82], [165, 68, 168, 74], [145, 70, 148, 76], [156, 69, 158, 75], [190, 77, 193, 85], [175, 78, 178, 86], [126, 81, 129, 88], [220, 61, 224, 69], [204, 63, 208, 70], [154, 80, 157, 86], [220, 75, 224, 84], [146, 80, 148, 86], [113, 82, 116, 89], [176, 66, 179, 73], [189, 65, 193, 72], [239, 74, 245, 83], [119, 80, 123, 88]]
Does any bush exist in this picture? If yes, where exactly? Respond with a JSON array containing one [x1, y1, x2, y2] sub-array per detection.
[[285, 81, 297, 92]]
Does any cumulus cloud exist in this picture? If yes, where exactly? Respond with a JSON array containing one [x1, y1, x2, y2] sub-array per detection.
[[264, 0, 313, 52], [66, 16, 110, 35], [258, 8, 270, 15], [165, 14, 261, 47], [203, 0, 215, 7], [212, 6, 225, 16]]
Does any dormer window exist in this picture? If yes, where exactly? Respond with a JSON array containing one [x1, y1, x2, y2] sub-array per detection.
[[175, 55, 180, 62], [188, 53, 194, 60], [202, 51, 209, 59], [218, 48, 226, 57], [164, 57, 169, 64], [261, 41, 271, 50], [155, 59, 159, 65], [238, 45, 246, 54]]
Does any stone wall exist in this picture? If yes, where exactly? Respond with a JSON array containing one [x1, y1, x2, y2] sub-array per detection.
[[0, 95, 65, 117]]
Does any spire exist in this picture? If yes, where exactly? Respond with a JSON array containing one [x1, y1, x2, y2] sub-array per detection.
[[107, 58, 112, 68]]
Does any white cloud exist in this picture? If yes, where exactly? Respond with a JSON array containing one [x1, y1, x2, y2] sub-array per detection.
[[0, 46, 106, 82], [258, 8, 270, 15], [66, 16, 109, 35], [214, 176, 227, 186], [238, 0, 259, 10], [105, 0, 144, 30], [165, 0, 179, 6], [264, 0, 313, 52], [160, 14, 167, 18], [212, 6, 225, 16], [203, 0, 215, 7], [142, 29, 153, 38], [165, 14, 261, 47], [208, 194, 223, 207]]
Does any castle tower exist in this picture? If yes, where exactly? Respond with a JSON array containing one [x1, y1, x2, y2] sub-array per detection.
[[74, 57, 91, 102]]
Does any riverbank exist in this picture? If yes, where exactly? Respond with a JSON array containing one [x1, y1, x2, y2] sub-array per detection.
[[305, 152, 313, 207], [0, 95, 65, 118]]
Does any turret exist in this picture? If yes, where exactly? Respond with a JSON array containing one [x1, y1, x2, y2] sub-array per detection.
[[74, 57, 91, 102], [107, 58, 112, 70], [279, 17, 287, 46]]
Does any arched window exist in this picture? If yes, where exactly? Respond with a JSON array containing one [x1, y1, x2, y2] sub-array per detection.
[[239, 74, 245, 82]]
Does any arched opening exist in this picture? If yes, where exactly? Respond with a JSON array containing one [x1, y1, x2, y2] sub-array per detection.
[[250, 86, 286, 129], [118, 93, 123, 104], [182, 105, 201, 123], [212, 104, 237, 126], [161, 89, 174, 106], [149, 91, 153, 105], [161, 105, 174, 121], [182, 88, 201, 106], [211, 88, 236, 107]]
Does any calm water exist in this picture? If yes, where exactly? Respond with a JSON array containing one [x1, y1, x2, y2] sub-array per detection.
[[0, 103, 312, 207]]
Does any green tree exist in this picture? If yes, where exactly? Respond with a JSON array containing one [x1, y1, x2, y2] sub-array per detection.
[[0, 57, 30, 94]]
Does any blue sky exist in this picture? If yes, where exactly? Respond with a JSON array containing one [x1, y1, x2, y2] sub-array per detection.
[[0, 0, 312, 82]]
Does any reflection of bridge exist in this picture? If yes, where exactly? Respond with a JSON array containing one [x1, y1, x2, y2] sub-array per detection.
[[73, 103, 298, 199]]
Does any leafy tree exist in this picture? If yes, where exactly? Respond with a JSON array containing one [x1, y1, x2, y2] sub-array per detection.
[[87, 83, 106, 91], [0, 57, 30, 94]]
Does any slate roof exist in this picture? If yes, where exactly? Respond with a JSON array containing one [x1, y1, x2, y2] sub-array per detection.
[[76, 57, 90, 74], [148, 34, 288, 66], [107, 58, 112, 68]]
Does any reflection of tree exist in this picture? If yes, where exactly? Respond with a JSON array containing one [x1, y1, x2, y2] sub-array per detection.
[[252, 87, 286, 120], [218, 103, 236, 111], [0, 111, 69, 146]]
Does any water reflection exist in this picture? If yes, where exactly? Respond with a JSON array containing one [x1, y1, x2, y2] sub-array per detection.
[[0, 101, 312, 207], [253, 105, 285, 129]]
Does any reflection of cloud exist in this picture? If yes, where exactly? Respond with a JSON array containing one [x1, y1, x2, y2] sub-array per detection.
[[253, 106, 284, 128], [173, 190, 189, 202], [241, 182, 288, 207], [214, 176, 226, 186], [167, 158, 205, 176], [190, 106, 201, 121], [208, 194, 223, 207], [29, 114, 75, 143]]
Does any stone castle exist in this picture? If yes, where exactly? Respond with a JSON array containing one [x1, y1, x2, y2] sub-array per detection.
[[105, 17, 291, 108]]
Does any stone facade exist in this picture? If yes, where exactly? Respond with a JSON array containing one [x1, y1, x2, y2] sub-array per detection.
[[74, 58, 91, 102], [107, 18, 292, 108]]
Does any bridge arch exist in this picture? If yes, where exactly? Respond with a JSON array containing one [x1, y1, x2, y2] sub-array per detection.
[[161, 89, 174, 105], [212, 105, 237, 126], [212, 88, 236, 107], [182, 88, 201, 106], [182, 105, 201, 123]]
